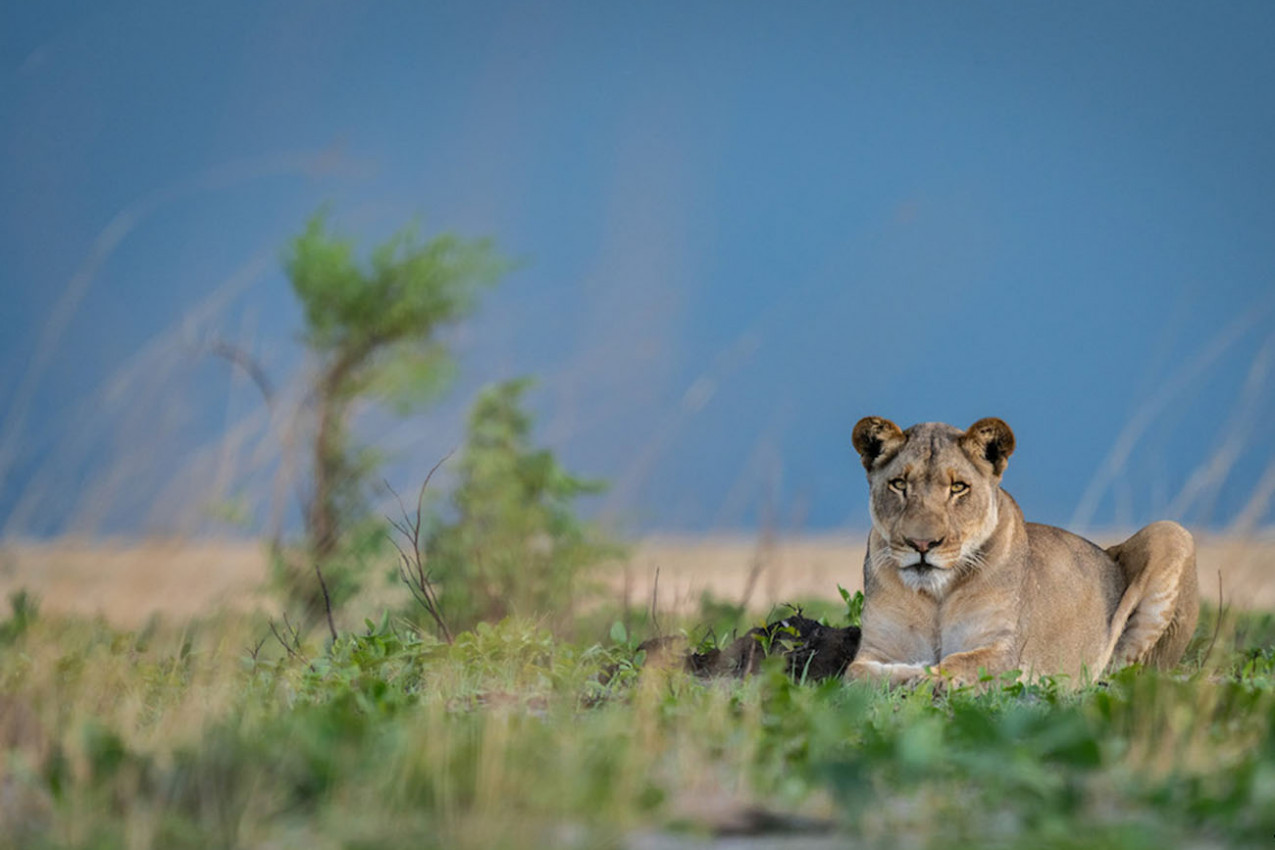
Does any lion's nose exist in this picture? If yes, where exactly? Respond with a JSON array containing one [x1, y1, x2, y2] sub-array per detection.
[[906, 537, 944, 554]]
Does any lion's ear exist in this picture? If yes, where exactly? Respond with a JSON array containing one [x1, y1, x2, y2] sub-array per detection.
[[961, 417, 1016, 476], [852, 417, 906, 471]]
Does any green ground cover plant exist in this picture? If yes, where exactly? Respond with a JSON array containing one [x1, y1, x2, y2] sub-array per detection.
[[2, 588, 1274, 850]]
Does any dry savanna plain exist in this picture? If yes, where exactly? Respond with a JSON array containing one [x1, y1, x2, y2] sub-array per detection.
[[2, 532, 1273, 627]]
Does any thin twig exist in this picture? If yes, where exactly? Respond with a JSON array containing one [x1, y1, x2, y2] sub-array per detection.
[[621, 560, 633, 635], [268, 617, 304, 661], [282, 612, 301, 646], [386, 452, 455, 643], [311, 558, 338, 643], [1200, 569, 1228, 671], [247, 635, 268, 662], [649, 566, 662, 637], [207, 338, 275, 407]]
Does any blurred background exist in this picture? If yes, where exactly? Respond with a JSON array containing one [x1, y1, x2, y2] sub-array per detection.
[[2, 2, 1274, 621]]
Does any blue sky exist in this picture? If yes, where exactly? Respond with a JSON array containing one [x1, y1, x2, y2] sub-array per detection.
[[2, 1, 1274, 536]]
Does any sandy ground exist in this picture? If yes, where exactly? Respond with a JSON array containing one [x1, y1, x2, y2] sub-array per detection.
[[0, 532, 1272, 628]]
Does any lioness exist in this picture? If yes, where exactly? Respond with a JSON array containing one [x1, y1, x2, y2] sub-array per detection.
[[846, 416, 1199, 687]]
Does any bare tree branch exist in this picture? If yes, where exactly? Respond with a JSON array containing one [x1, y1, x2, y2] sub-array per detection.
[[386, 452, 455, 643]]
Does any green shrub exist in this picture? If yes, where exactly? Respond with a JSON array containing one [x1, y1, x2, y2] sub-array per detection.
[[423, 378, 621, 632]]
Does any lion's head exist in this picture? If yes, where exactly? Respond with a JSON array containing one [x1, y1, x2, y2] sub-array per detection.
[[851, 416, 1016, 596]]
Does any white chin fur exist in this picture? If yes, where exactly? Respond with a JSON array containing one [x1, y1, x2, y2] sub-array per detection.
[[886, 547, 956, 597], [897, 563, 956, 596]]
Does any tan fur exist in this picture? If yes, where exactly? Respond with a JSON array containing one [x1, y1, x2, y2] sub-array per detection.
[[846, 417, 1199, 688]]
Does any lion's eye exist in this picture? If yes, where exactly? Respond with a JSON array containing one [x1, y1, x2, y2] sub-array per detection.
[[950, 481, 970, 495], [888, 477, 907, 493]]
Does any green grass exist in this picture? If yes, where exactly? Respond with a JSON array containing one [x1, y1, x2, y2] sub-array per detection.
[[2, 593, 1274, 849]]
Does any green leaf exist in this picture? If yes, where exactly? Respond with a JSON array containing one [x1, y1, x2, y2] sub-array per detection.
[[838, 585, 865, 627]]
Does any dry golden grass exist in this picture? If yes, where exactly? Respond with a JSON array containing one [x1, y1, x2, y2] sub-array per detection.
[[0, 538, 276, 627], [1, 531, 1272, 627]]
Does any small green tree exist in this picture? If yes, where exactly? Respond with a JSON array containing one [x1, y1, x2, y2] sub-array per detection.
[[281, 211, 509, 634], [424, 379, 619, 632]]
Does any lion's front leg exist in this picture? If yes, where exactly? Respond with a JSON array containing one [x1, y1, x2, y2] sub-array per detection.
[[846, 658, 931, 688], [933, 646, 1017, 688]]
